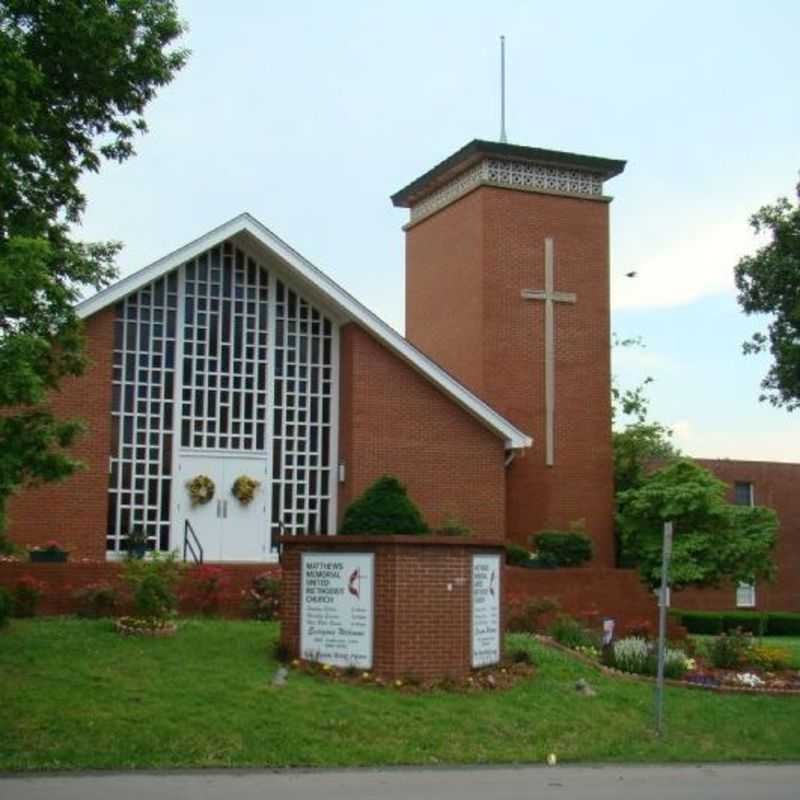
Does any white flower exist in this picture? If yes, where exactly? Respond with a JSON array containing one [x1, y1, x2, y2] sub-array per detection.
[[735, 672, 764, 688]]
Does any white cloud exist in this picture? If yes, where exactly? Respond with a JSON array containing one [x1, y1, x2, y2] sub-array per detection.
[[670, 419, 693, 444], [611, 219, 766, 311], [672, 423, 800, 463], [613, 344, 675, 374]]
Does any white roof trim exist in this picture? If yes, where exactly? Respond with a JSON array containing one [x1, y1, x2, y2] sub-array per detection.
[[76, 213, 533, 450]]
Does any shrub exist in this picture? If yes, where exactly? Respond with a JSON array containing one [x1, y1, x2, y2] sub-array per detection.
[[506, 595, 560, 633], [13, 575, 44, 618], [611, 637, 689, 679], [245, 573, 281, 620], [709, 629, 752, 669], [748, 644, 792, 671], [672, 610, 723, 635], [73, 582, 118, 618], [182, 565, 229, 615], [549, 614, 595, 649], [121, 551, 185, 621], [505, 544, 530, 566], [524, 552, 559, 569], [766, 612, 800, 636], [657, 647, 691, 680], [531, 531, 593, 567], [721, 612, 767, 636], [611, 637, 650, 674], [673, 609, 800, 637], [338, 475, 429, 535], [0, 586, 13, 627]]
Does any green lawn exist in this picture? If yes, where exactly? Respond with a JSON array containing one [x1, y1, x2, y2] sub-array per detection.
[[1, 618, 799, 771]]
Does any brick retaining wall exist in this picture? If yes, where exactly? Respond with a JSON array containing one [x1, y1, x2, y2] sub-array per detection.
[[0, 561, 280, 617], [504, 566, 659, 629]]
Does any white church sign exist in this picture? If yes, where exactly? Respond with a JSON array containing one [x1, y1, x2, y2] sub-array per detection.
[[472, 553, 501, 667], [300, 552, 374, 668]]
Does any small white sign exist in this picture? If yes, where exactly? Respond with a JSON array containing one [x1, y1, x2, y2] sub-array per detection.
[[472, 553, 501, 667], [300, 552, 374, 668]]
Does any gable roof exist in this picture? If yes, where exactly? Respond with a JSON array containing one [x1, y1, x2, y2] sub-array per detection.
[[76, 213, 532, 451]]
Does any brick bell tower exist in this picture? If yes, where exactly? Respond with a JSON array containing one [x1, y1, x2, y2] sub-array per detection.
[[392, 140, 626, 567]]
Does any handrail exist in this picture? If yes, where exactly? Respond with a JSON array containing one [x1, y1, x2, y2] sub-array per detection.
[[183, 519, 204, 564]]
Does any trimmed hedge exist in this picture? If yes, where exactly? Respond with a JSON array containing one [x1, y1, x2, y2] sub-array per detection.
[[671, 609, 800, 637], [766, 612, 800, 636]]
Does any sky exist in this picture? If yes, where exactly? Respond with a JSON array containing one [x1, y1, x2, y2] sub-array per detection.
[[77, 0, 800, 462]]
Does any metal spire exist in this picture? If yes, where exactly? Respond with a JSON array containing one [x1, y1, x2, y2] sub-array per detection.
[[499, 35, 508, 143]]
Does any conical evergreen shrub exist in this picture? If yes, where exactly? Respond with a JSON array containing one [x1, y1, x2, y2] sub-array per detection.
[[339, 475, 429, 535]]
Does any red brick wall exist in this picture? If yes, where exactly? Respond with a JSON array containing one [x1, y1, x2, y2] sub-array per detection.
[[505, 566, 659, 630], [0, 561, 280, 617], [5, 308, 115, 559], [337, 323, 507, 537], [673, 459, 800, 613], [405, 185, 615, 565], [280, 535, 506, 680]]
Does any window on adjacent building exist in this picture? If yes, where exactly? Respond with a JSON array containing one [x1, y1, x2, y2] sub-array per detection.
[[734, 481, 754, 506], [736, 582, 756, 608]]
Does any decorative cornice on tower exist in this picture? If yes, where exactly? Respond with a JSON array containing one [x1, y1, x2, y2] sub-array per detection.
[[392, 139, 626, 227]]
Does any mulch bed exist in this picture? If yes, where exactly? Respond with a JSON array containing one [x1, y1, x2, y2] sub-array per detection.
[[287, 658, 535, 693]]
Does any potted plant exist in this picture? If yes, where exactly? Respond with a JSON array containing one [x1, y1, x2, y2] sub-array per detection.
[[125, 528, 148, 560], [29, 540, 69, 563]]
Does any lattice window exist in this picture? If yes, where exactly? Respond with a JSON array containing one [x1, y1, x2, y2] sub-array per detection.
[[180, 242, 269, 452], [271, 280, 335, 537], [108, 239, 338, 554], [108, 273, 178, 553]]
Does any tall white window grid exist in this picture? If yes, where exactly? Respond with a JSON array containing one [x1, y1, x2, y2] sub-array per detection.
[[108, 273, 178, 553], [180, 243, 269, 453], [270, 280, 336, 538], [108, 240, 338, 554]]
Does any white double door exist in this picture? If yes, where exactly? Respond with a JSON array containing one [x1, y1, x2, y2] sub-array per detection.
[[174, 453, 270, 562]]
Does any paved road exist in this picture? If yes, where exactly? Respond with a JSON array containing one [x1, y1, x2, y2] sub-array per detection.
[[2, 765, 799, 800]]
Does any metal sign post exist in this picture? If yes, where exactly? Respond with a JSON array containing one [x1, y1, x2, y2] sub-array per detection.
[[655, 521, 673, 737]]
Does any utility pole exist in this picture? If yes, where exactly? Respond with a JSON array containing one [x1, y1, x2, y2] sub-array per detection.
[[655, 520, 673, 736]]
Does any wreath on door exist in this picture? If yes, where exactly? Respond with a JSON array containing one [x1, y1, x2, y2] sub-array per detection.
[[186, 474, 215, 507], [232, 475, 261, 506]]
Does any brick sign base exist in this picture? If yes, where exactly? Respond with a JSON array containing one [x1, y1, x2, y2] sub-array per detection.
[[280, 535, 506, 681]]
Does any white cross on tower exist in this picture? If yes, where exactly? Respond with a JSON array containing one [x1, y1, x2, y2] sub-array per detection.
[[520, 237, 577, 467]]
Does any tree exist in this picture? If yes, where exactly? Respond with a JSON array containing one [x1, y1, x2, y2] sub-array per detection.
[[339, 476, 430, 535], [0, 1, 187, 544], [611, 336, 680, 495], [610, 336, 680, 566], [617, 459, 777, 590], [734, 179, 800, 411]]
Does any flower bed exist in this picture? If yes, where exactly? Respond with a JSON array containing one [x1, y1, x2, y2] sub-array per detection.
[[538, 635, 800, 695]]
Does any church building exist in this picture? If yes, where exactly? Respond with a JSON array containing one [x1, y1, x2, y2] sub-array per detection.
[[6, 139, 626, 566]]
